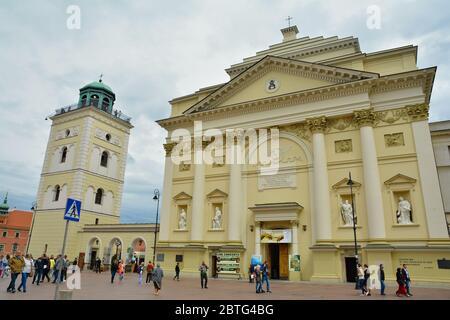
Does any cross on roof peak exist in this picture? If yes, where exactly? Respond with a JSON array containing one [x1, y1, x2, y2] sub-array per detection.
[[286, 16, 293, 27]]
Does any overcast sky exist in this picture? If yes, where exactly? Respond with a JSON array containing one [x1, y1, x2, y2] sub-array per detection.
[[1, 0, 449, 223]]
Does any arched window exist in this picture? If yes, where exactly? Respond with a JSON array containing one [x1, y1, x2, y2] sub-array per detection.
[[61, 147, 68, 163], [100, 151, 108, 167], [91, 95, 99, 107], [101, 98, 109, 112], [54, 185, 61, 201], [95, 188, 103, 205], [81, 95, 87, 107], [105, 134, 111, 142]]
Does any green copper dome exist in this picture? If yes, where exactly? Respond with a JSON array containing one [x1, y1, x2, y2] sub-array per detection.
[[80, 80, 114, 94]]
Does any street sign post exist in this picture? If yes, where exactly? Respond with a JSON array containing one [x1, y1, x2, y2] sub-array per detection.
[[54, 198, 81, 300]]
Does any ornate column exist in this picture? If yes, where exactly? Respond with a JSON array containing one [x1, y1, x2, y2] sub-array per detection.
[[407, 104, 448, 238], [159, 142, 176, 242], [190, 140, 207, 242], [255, 222, 261, 256], [354, 108, 386, 240], [291, 220, 299, 255], [307, 116, 332, 243]]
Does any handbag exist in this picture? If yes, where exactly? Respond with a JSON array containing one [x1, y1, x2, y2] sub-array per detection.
[[28, 269, 34, 278]]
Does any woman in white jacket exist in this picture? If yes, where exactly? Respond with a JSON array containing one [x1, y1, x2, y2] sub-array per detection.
[[18, 254, 32, 293]]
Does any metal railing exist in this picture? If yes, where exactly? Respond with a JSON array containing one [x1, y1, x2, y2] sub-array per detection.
[[50, 103, 132, 123]]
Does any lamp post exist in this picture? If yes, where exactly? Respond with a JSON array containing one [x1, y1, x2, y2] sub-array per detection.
[[347, 172, 359, 289], [152, 189, 160, 264], [26, 201, 37, 255]]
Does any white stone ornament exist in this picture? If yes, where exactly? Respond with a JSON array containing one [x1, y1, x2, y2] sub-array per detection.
[[212, 207, 222, 229], [396, 197, 412, 224], [265, 79, 279, 93], [178, 208, 187, 230], [340, 200, 354, 226]]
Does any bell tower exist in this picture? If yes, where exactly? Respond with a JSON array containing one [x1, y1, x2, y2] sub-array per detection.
[[28, 79, 133, 258]]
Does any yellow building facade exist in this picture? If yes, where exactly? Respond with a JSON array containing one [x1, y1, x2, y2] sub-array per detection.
[[156, 26, 450, 284], [28, 80, 157, 268]]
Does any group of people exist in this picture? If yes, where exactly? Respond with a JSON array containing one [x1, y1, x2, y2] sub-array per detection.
[[249, 261, 271, 294], [356, 263, 413, 297], [1, 251, 77, 294]]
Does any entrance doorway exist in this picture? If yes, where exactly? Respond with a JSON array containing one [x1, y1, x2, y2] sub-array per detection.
[[345, 257, 357, 282], [90, 250, 97, 270], [268, 244, 289, 280], [212, 256, 218, 278]]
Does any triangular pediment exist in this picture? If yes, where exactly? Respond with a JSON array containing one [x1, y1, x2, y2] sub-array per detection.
[[206, 189, 228, 199], [184, 55, 378, 114], [332, 178, 361, 189], [173, 192, 192, 201], [384, 174, 417, 185]]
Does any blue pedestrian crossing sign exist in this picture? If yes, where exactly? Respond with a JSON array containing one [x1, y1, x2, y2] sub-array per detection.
[[64, 198, 81, 222]]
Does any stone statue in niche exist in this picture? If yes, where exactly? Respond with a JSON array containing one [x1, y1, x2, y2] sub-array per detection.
[[340, 200, 354, 226], [396, 197, 412, 224], [178, 208, 187, 230], [212, 207, 222, 229]]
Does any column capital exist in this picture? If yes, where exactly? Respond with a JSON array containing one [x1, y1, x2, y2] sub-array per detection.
[[163, 142, 177, 156], [406, 103, 429, 122], [307, 116, 327, 133], [353, 107, 375, 127]]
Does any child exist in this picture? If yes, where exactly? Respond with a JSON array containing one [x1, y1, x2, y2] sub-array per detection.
[[118, 260, 124, 284], [138, 262, 144, 286]]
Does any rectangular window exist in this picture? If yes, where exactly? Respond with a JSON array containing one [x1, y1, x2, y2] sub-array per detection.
[[157, 253, 164, 262], [95, 218, 99, 225], [15, 232, 20, 238], [2, 231, 6, 237], [176, 255, 183, 262], [0, 244, 4, 252], [12, 243, 18, 253]]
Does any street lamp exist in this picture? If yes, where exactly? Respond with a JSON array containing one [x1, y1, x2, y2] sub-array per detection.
[[152, 189, 160, 264], [26, 201, 37, 255], [347, 172, 359, 289]]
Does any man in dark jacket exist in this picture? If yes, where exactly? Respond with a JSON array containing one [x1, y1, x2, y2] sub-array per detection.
[[41, 254, 51, 282], [379, 264, 386, 295], [110, 258, 118, 283], [402, 264, 412, 297], [32, 256, 44, 285], [173, 262, 180, 281]]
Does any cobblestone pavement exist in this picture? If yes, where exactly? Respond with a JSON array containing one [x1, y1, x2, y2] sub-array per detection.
[[1, 271, 450, 300]]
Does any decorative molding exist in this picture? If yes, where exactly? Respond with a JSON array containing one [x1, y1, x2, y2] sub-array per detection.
[[172, 191, 192, 201], [179, 162, 191, 171], [206, 188, 228, 200], [353, 107, 375, 127], [332, 178, 361, 190], [384, 132, 405, 147], [280, 123, 311, 142], [307, 116, 327, 134], [328, 116, 354, 131], [406, 103, 429, 122], [375, 108, 408, 125], [334, 139, 353, 153], [55, 126, 79, 140], [384, 174, 417, 186], [95, 128, 121, 147], [163, 142, 177, 156]]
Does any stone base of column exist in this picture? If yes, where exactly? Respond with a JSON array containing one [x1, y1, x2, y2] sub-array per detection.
[[310, 246, 341, 283]]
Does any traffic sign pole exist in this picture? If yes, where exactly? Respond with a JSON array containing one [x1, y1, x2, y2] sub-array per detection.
[[54, 219, 69, 300]]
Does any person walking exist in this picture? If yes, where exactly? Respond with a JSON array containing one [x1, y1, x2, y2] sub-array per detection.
[[18, 254, 32, 293], [402, 264, 412, 297], [199, 261, 208, 289], [96, 257, 101, 273], [0, 254, 4, 278], [118, 260, 125, 284], [396, 267, 408, 297], [379, 264, 386, 296], [32, 255, 44, 285], [49, 255, 55, 281], [248, 264, 254, 283], [357, 264, 365, 295], [152, 263, 164, 295], [254, 265, 263, 293], [363, 264, 370, 296], [110, 258, 118, 284], [72, 258, 78, 274], [173, 262, 180, 281], [146, 261, 154, 284], [137, 262, 144, 286], [52, 255, 62, 283], [41, 254, 50, 282], [261, 261, 271, 293], [7, 251, 24, 293]]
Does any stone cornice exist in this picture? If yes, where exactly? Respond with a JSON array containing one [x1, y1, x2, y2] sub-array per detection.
[[353, 107, 376, 127]]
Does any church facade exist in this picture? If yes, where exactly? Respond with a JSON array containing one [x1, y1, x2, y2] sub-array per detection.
[[156, 26, 450, 284]]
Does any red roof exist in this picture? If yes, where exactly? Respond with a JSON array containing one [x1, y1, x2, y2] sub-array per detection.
[[2, 210, 33, 230]]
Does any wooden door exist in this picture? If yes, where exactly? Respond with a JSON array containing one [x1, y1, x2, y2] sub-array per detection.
[[279, 244, 289, 279]]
